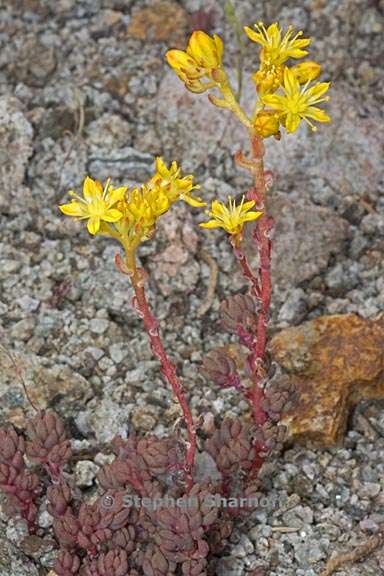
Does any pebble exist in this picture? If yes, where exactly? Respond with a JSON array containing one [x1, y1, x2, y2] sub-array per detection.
[[278, 288, 308, 325], [89, 318, 110, 334], [74, 460, 100, 487], [16, 295, 40, 312], [0, 2, 383, 576]]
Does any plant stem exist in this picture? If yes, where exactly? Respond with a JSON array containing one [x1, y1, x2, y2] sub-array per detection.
[[231, 242, 261, 301], [248, 135, 272, 428], [232, 135, 272, 437], [124, 249, 196, 489], [218, 71, 252, 130]]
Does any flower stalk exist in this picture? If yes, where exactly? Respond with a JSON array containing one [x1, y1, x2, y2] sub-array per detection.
[[123, 249, 196, 489]]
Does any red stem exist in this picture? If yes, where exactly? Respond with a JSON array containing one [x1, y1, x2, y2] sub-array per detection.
[[232, 135, 274, 476], [232, 243, 261, 301], [125, 251, 196, 489]]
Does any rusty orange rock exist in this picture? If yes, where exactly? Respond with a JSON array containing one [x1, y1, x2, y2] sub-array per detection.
[[270, 314, 384, 447], [127, 1, 188, 46]]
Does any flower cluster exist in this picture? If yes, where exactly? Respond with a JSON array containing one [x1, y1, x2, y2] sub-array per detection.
[[60, 160, 264, 245], [166, 31, 223, 93], [247, 22, 330, 136], [59, 158, 204, 249], [166, 21, 330, 138]]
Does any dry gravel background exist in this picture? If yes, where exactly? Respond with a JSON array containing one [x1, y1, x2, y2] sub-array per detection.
[[0, 0, 384, 574]]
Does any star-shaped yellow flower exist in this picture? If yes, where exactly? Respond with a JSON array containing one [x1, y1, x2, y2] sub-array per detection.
[[262, 67, 331, 132], [200, 196, 262, 236], [244, 22, 311, 66], [59, 177, 126, 235], [150, 157, 206, 208]]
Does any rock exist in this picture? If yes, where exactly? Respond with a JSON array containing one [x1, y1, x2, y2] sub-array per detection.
[[277, 288, 308, 325], [215, 556, 245, 576], [89, 318, 109, 334], [0, 530, 40, 576], [9, 38, 56, 86], [0, 96, 33, 211], [148, 204, 200, 295], [271, 314, 384, 446], [127, 1, 188, 45], [88, 146, 154, 183], [15, 295, 40, 313], [74, 460, 100, 487], [257, 192, 350, 294], [0, 351, 92, 427], [86, 113, 132, 150], [156, 70, 248, 170], [131, 405, 158, 432], [76, 397, 129, 443], [109, 343, 127, 364]]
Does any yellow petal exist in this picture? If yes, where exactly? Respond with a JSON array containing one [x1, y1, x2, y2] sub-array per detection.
[[200, 220, 222, 228], [107, 186, 127, 205], [187, 31, 219, 68], [291, 61, 321, 83], [305, 106, 331, 123], [83, 177, 102, 200], [166, 50, 201, 78], [87, 217, 100, 235], [267, 23, 281, 45], [59, 201, 86, 217], [242, 200, 256, 211], [210, 200, 227, 217], [155, 156, 168, 177], [102, 208, 123, 222], [182, 194, 206, 208], [214, 34, 224, 63], [285, 112, 301, 133], [243, 26, 263, 44], [283, 67, 299, 96], [242, 211, 263, 222], [262, 94, 284, 109], [306, 82, 330, 102]]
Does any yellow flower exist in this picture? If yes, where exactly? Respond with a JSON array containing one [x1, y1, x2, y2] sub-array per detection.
[[244, 22, 310, 66], [262, 67, 331, 132], [252, 64, 284, 95], [200, 196, 263, 236], [150, 157, 206, 207], [253, 110, 281, 138], [187, 30, 223, 68], [166, 31, 223, 92], [59, 177, 126, 235], [291, 61, 321, 83]]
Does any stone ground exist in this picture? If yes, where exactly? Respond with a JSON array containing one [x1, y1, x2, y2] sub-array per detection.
[[0, 0, 383, 574]]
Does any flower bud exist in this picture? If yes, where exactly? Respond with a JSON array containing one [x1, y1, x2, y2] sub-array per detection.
[[253, 110, 281, 138], [186, 31, 223, 69], [166, 50, 203, 80], [291, 61, 321, 83]]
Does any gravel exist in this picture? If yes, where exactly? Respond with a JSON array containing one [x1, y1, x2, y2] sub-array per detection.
[[0, 0, 383, 574]]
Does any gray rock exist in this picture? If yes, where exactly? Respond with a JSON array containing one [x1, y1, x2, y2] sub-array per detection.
[[88, 146, 154, 182], [74, 460, 100, 487], [15, 295, 40, 313], [0, 96, 33, 210], [215, 556, 245, 576], [278, 288, 308, 325], [89, 318, 110, 334], [0, 531, 39, 576], [248, 192, 350, 296], [109, 343, 127, 364]]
